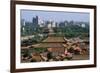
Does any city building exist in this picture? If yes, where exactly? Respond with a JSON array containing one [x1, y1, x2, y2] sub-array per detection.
[[81, 23, 86, 28], [52, 21, 56, 27], [32, 16, 39, 27], [21, 19, 26, 26], [59, 22, 65, 27], [38, 18, 45, 27]]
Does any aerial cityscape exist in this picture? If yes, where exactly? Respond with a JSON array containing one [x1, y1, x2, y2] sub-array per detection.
[[21, 10, 90, 63]]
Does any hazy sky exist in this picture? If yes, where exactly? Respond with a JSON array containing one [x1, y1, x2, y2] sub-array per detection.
[[21, 10, 90, 22]]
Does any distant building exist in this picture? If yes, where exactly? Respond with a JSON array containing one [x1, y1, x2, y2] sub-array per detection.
[[21, 19, 26, 33], [64, 21, 69, 26], [52, 21, 56, 27], [21, 19, 26, 26], [38, 18, 45, 27], [74, 22, 87, 28], [48, 23, 52, 28], [32, 16, 38, 27], [25, 22, 33, 26], [22, 27, 25, 31], [56, 22, 59, 27], [69, 21, 74, 25], [45, 20, 52, 28], [81, 23, 86, 28], [39, 23, 45, 27], [38, 17, 47, 27], [59, 22, 65, 27]]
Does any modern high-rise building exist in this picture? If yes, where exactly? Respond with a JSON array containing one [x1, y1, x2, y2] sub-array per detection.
[[32, 16, 38, 27]]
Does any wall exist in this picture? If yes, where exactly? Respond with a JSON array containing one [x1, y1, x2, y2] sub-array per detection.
[[0, 0, 100, 73]]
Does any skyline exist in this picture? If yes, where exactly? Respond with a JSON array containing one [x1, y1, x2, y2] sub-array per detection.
[[21, 10, 90, 23]]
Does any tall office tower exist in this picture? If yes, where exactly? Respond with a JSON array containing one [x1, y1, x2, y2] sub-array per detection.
[[32, 16, 38, 27]]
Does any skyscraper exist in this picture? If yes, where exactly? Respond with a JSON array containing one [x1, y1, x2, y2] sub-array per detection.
[[32, 16, 38, 27]]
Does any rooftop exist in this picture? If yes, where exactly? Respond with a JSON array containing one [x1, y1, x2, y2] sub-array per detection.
[[32, 42, 66, 48], [42, 36, 66, 43]]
